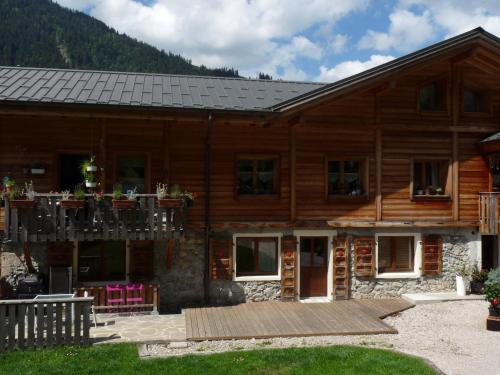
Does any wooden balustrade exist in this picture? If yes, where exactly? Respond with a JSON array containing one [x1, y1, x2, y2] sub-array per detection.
[[3, 195, 186, 243], [73, 284, 159, 314], [0, 297, 93, 352], [0, 207, 4, 232], [479, 192, 500, 234]]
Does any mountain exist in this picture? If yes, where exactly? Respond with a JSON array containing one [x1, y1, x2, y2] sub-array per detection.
[[0, 0, 239, 77]]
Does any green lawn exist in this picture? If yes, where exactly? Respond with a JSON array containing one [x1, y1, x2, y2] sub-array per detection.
[[0, 343, 436, 375]]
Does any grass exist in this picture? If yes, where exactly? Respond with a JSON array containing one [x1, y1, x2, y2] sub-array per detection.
[[0, 343, 437, 375]]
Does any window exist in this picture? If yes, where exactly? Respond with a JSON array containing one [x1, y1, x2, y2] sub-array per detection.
[[464, 88, 489, 113], [419, 80, 447, 112], [378, 236, 415, 273], [327, 159, 367, 196], [412, 159, 451, 198], [489, 154, 500, 192], [78, 241, 126, 282], [116, 155, 147, 193], [236, 158, 277, 195], [235, 237, 278, 277]]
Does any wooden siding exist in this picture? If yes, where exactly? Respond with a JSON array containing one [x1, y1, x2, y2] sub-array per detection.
[[2, 44, 500, 230]]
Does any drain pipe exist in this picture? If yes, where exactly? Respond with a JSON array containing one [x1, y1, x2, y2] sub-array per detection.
[[203, 112, 213, 305]]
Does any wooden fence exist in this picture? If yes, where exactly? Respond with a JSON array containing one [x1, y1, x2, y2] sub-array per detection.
[[0, 297, 93, 352], [3, 195, 185, 243], [479, 192, 500, 234]]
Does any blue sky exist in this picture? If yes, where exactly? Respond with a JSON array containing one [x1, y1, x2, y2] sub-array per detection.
[[55, 0, 500, 81]]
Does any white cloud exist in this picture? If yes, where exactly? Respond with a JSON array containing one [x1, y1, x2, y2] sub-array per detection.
[[316, 54, 395, 82], [53, 0, 368, 79], [358, 9, 436, 52], [330, 34, 349, 54]]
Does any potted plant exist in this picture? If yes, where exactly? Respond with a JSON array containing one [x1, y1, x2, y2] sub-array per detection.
[[484, 268, 500, 317], [455, 262, 471, 296], [81, 157, 98, 188], [156, 183, 182, 208], [415, 185, 424, 196], [8, 181, 36, 208], [59, 186, 86, 209], [112, 185, 137, 209], [3, 177, 15, 193], [435, 186, 443, 195], [93, 191, 105, 208], [471, 266, 489, 294], [30, 162, 46, 175]]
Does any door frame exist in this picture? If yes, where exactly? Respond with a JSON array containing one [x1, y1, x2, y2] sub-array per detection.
[[294, 230, 337, 300]]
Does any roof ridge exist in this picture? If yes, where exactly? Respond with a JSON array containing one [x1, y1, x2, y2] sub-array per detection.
[[0, 66, 326, 86]]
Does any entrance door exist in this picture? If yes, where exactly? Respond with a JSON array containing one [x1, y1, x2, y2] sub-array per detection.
[[300, 237, 328, 297], [482, 235, 499, 270], [59, 154, 88, 191]]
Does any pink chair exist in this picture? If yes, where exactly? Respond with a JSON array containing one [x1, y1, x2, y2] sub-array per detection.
[[126, 283, 144, 305], [106, 284, 125, 306]]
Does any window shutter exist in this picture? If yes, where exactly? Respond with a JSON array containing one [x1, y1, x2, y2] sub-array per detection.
[[332, 236, 349, 300], [353, 237, 375, 277], [421, 235, 442, 276], [209, 237, 233, 280], [280, 235, 297, 301], [129, 241, 154, 281]]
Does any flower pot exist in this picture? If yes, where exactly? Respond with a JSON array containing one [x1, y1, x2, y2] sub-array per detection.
[[86, 165, 98, 172], [112, 199, 136, 209], [360, 248, 371, 255], [9, 200, 35, 208], [85, 181, 97, 188], [30, 168, 45, 175], [157, 198, 182, 208], [489, 306, 500, 317], [470, 281, 484, 294], [60, 200, 85, 209], [336, 250, 344, 257], [456, 275, 469, 296]]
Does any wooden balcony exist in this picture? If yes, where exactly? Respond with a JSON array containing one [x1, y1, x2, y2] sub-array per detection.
[[3, 195, 186, 243], [479, 192, 500, 234]]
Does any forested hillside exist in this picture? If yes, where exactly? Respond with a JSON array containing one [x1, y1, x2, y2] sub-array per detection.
[[0, 0, 240, 77]]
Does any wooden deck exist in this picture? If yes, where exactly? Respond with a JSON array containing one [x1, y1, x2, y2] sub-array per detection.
[[185, 299, 413, 341]]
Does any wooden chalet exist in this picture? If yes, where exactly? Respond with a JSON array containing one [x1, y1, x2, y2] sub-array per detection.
[[1, 28, 500, 311]]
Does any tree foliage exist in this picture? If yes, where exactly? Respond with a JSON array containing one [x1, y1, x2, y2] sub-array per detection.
[[0, 0, 239, 78]]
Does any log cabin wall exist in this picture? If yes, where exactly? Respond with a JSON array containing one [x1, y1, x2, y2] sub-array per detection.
[[1, 45, 500, 229]]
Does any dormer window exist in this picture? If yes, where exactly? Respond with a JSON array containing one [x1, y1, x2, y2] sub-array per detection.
[[464, 88, 489, 113], [419, 80, 447, 112]]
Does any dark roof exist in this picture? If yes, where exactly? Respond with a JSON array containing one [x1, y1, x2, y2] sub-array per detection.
[[481, 132, 500, 143], [271, 27, 500, 111], [1, 28, 499, 114], [0, 67, 324, 112]]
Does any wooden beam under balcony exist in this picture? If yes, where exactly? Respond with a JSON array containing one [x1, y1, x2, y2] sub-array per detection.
[[3, 195, 187, 243]]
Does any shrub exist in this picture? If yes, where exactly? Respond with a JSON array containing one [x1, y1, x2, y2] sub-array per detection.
[[484, 268, 500, 307]]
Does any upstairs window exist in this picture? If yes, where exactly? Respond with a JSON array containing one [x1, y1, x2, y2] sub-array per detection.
[[412, 159, 451, 198], [327, 159, 367, 197], [419, 80, 447, 112], [116, 155, 147, 193], [464, 88, 489, 113], [236, 157, 277, 195]]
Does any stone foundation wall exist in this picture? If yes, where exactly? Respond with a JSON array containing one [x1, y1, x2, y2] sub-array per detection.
[[151, 233, 205, 313], [209, 280, 281, 305], [0, 240, 49, 294], [349, 230, 480, 298]]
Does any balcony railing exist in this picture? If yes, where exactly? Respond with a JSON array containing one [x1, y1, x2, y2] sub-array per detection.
[[3, 194, 186, 243], [479, 192, 500, 234]]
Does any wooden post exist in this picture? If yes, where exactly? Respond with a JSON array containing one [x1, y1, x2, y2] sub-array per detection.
[[290, 124, 297, 223], [375, 127, 382, 221], [451, 64, 461, 221], [99, 119, 107, 191]]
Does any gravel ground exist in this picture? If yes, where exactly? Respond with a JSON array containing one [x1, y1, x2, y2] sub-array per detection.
[[142, 300, 500, 375]]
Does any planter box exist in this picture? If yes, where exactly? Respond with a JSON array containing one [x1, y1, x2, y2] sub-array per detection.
[[9, 200, 35, 208], [157, 198, 182, 208], [60, 200, 85, 209], [471, 281, 484, 294], [112, 199, 136, 209], [489, 306, 500, 317]]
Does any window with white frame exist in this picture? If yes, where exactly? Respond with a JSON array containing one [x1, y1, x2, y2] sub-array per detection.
[[235, 237, 279, 278], [376, 234, 420, 276]]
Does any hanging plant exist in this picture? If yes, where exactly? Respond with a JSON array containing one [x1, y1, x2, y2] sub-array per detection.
[[81, 156, 98, 188]]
